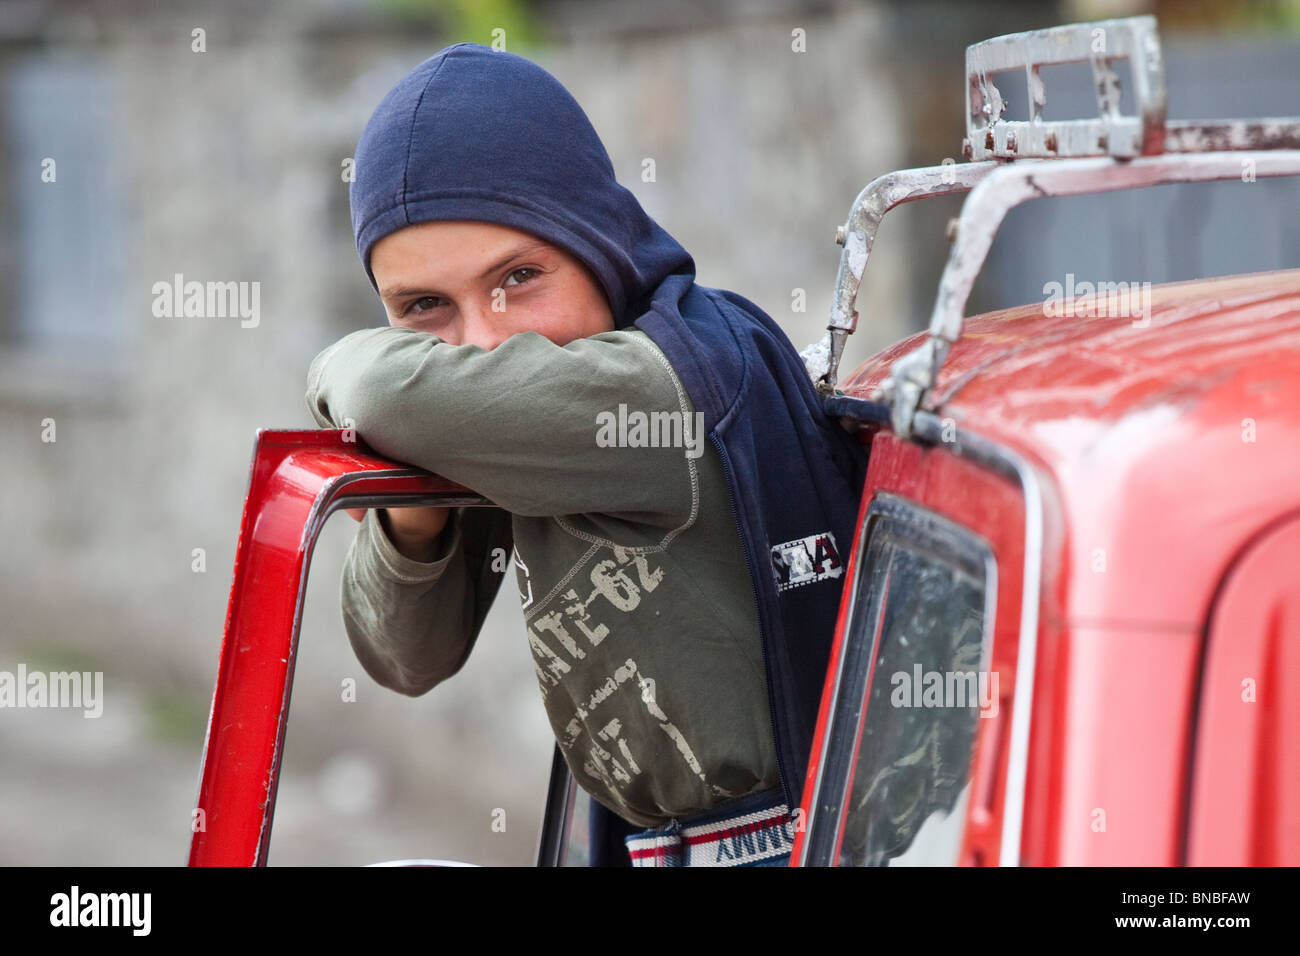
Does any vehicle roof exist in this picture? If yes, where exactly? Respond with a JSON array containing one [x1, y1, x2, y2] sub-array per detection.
[[841, 267, 1300, 624]]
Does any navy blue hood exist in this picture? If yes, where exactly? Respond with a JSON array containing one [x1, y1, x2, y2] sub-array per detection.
[[350, 41, 694, 328]]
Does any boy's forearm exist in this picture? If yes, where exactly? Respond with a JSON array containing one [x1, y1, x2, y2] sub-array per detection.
[[305, 326, 699, 521], [341, 508, 475, 696], [341, 506, 513, 696]]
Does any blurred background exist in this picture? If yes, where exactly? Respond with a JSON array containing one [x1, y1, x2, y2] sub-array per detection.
[[1, 0, 1297, 866]]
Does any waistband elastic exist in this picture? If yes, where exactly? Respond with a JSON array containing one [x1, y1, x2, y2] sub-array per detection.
[[624, 788, 794, 867]]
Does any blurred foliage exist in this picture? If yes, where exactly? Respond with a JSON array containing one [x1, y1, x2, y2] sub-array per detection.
[[1071, 0, 1300, 32], [20, 643, 102, 675], [376, 0, 543, 50], [143, 690, 209, 745], [1157, 0, 1300, 31]]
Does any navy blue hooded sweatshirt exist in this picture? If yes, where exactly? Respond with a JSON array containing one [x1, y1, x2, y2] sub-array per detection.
[[349, 42, 869, 857]]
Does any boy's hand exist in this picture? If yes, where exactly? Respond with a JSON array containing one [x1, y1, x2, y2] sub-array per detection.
[[344, 506, 452, 562]]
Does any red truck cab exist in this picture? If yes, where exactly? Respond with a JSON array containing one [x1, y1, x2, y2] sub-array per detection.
[[793, 269, 1300, 866]]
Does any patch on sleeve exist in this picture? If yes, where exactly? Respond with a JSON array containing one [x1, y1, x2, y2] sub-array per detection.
[[770, 531, 843, 592]]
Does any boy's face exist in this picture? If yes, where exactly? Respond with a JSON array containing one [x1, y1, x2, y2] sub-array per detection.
[[370, 220, 615, 350]]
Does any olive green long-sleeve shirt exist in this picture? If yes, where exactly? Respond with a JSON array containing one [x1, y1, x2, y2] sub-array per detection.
[[306, 325, 780, 828]]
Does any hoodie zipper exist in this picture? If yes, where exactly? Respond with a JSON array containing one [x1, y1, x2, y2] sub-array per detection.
[[710, 432, 795, 814]]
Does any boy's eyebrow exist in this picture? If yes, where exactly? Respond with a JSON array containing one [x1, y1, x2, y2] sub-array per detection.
[[379, 238, 553, 301]]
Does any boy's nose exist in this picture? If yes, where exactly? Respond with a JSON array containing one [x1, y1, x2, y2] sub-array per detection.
[[458, 297, 510, 351]]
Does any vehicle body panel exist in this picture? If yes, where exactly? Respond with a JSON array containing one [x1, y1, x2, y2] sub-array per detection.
[[1188, 514, 1300, 865], [843, 269, 1300, 627]]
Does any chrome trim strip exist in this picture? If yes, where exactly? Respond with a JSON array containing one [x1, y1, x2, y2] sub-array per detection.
[[365, 859, 480, 867], [364, 858, 480, 868], [911, 411, 1043, 867]]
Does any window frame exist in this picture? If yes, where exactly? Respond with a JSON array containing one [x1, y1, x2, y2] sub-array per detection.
[[801, 493, 998, 866], [794, 426, 1038, 867]]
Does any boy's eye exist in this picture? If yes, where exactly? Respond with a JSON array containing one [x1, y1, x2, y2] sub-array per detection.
[[503, 267, 539, 287], [405, 296, 444, 315], [396, 267, 539, 319]]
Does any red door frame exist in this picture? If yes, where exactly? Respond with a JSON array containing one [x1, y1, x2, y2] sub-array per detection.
[[187, 430, 492, 866]]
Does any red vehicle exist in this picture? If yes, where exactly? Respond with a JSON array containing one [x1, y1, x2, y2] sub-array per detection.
[[189, 15, 1300, 866]]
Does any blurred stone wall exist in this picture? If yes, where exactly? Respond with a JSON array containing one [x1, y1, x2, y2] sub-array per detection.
[[0, 0, 906, 865]]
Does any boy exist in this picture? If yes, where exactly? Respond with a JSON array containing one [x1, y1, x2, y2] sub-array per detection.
[[305, 42, 867, 866]]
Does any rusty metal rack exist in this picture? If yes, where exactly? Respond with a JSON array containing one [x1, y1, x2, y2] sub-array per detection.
[[804, 14, 1300, 438]]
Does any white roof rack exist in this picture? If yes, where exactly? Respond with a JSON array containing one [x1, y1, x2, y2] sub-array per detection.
[[965, 14, 1164, 161], [805, 14, 1300, 437], [963, 15, 1300, 161]]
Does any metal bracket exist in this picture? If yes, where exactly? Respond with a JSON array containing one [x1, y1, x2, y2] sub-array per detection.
[[804, 161, 998, 393]]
